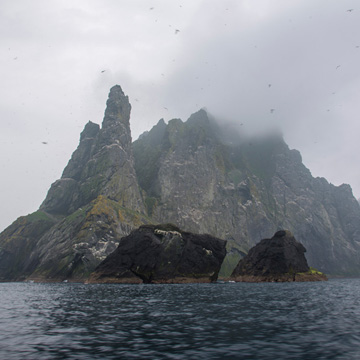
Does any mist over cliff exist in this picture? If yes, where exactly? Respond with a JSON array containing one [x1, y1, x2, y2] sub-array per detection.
[[1, 85, 359, 282]]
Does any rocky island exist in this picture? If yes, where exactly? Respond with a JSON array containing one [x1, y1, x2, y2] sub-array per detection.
[[1, 84, 360, 282], [230, 230, 327, 282], [87, 224, 227, 284]]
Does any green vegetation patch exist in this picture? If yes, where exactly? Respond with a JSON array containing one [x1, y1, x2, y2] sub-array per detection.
[[300, 267, 326, 276], [64, 206, 89, 224], [27, 211, 53, 223]]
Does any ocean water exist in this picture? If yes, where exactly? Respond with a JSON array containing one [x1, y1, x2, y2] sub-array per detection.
[[0, 279, 360, 359]]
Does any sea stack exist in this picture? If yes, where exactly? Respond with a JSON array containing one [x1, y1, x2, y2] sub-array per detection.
[[230, 230, 327, 282], [87, 224, 227, 284]]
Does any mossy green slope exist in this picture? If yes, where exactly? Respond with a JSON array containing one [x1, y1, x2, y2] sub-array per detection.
[[28, 195, 151, 282]]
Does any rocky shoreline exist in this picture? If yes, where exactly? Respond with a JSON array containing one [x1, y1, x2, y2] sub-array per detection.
[[229, 273, 328, 283]]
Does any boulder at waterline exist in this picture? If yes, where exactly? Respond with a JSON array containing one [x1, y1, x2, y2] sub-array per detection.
[[87, 224, 227, 284], [230, 230, 327, 282]]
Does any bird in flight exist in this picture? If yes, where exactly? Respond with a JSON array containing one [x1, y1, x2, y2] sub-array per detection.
[[270, 109, 275, 113], [347, 9, 354, 12], [42, 141, 48, 145], [175, 29, 180, 34], [101, 70, 106, 73]]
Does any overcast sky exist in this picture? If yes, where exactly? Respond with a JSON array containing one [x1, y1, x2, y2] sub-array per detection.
[[1, 0, 359, 232]]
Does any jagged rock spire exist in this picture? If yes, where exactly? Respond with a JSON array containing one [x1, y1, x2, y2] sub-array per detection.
[[40, 85, 145, 215], [103, 85, 131, 127]]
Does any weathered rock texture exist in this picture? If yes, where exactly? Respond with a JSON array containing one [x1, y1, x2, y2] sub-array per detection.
[[87, 224, 227, 284], [40, 85, 144, 215], [1, 84, 360, 282], [133, 113, 360, 277], [231, 230, 327, 282], [0, 85, 149, 282]]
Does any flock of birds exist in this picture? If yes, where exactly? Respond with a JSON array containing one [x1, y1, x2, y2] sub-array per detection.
[[39, 6, 357, 145]]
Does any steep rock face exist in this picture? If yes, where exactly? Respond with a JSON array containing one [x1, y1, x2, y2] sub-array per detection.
[[268, 145, 360, 275], [133, 113, 360, 276], [40, 85, 144, 215], [0, 212, 57, 281], [26, 196, 149, 282], [133, 111, 272, 274], [0, 86, 148, 282], [230, 230, 327, 282], [88, 224, 227, 284]]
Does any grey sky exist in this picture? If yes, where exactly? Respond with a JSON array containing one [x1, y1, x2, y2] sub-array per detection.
[[1, 0, 359, 232]]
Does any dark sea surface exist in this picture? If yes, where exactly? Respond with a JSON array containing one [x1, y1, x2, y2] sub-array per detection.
[[0, 279, 360, 359]]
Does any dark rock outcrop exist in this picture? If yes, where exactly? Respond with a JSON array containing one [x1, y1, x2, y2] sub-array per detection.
[[230, 230, 327, 282], [87, 224, 227, 284]]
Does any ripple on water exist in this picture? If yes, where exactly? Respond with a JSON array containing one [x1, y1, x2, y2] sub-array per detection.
[[0, 280, 360, 359]]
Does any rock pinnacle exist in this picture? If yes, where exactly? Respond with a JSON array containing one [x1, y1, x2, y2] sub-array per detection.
[[102, 85, 131, 128]]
